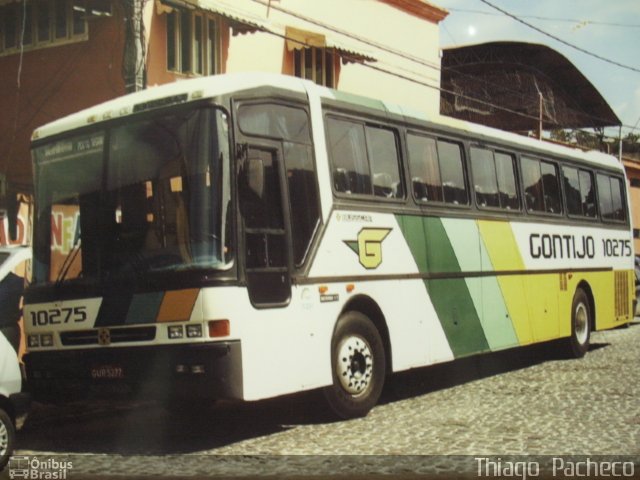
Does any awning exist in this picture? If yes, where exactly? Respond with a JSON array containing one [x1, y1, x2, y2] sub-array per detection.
[[158, 0, 375, 62], [158, 0, 272, 35], [285, 26, 375, 64]]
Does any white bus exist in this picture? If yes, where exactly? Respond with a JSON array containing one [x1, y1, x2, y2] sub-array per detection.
[[24, 73, 634, 419]]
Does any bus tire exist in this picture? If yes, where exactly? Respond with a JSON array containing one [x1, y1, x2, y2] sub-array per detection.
[[567, 288, 591, 358], [323, 311, 386, 419], [0, 407, 16, 470]]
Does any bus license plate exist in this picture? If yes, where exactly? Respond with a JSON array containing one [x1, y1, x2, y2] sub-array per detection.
[[90, 365, 125, 380]]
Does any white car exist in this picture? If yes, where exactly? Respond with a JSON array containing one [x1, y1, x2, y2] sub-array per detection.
[[0, 246, 31, 470]]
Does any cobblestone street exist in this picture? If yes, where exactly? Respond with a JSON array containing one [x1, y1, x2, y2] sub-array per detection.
[[7, 321, 640, 478]]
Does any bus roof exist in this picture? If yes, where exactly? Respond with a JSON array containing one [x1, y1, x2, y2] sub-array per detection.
[[32, 72, 622, 172]]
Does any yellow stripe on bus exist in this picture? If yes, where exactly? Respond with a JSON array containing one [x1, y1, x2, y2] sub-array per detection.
[[477, 220, 535, 345]]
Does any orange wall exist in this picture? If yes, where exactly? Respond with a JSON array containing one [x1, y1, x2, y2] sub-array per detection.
[[623, 159, 640, 253], [146, 8, 180, 86], [0, 8, 126, 188], [145, 9, 231, 85]]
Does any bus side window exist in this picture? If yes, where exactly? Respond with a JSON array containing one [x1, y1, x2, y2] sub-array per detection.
[[283, 141, 320, 266], [366, 125, 404, 199], [407, 134, 467, 206], [407, 134, 442, 203], [522, 157, 562, 215], [495, 152, 519, 210], [598, 173, 627, 222], [579, 170, 597, 218], [470, 146, 499, 208], [563, 166, 582, 216], [438, 139, 468, 205], [326, 117, 371, 195], [522, 157, 544, 212], [540, 161, 562, 214], [564, 167, 597, 219]]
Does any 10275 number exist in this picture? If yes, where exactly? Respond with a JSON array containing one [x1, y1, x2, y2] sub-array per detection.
[[30, 306, 88, 326]]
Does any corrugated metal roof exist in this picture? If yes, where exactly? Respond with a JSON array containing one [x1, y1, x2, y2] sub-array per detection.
[[440, 41, 621, 131]]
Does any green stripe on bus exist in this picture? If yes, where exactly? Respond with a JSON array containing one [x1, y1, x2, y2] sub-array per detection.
[[396, 215, 489, 357], [442, 218, 519, 351], [126, 292, 164, 325]]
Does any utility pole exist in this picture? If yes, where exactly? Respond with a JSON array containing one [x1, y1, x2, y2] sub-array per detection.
[[538, 92, 543, 140], [123, 0, 146, 93]]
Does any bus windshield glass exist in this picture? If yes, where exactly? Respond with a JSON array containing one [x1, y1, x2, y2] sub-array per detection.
[[32, 107, 232, 286]]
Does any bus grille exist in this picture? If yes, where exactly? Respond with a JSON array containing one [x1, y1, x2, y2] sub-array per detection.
[[60, 327, 157, 346], [614, 271, 630, 318]]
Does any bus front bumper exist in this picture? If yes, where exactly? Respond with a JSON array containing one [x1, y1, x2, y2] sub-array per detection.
[[24, 341, 243, 404]]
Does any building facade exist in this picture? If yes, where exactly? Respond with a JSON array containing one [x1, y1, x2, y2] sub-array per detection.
[[0, 0, 448, 245]]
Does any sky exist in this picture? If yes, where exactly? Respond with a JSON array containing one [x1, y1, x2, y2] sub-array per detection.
[[435, 0, 640, 138]]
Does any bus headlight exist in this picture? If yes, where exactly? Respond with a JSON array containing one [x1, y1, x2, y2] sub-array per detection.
[[167, 325, 184, 339], [186, 324, 203, 338], [28, 334, 54, 348]]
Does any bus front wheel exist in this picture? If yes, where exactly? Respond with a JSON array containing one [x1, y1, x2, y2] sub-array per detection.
[[567, 288, 591, 358], [323, 311, 386, 419], [0, 407, 15, 470]]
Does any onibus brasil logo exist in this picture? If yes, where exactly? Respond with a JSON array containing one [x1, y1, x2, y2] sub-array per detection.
[[8, 456, 73, 479], [344, 228, 392, 269]]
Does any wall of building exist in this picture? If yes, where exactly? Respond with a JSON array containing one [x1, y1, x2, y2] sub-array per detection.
[[0, 8, 126, 189], [0, 0, 446, 195], [219, 0, 444, 116], [288, 0, 442, 114]]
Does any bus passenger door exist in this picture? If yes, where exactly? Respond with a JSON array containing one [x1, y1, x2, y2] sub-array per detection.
[[238, 143, 291, 307]]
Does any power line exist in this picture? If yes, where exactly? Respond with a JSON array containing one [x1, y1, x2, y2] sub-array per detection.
[[248, 0, 636, 134], [478, 0, 640, 74], [250, 0, 442, 72], [260, 22, 635, 143], [446, 7, 640, 28]]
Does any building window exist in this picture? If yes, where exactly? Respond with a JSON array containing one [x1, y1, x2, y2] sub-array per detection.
[[167, 9, 220, 75], [293, 47, 334, 87], [0, 0, 107, 57]]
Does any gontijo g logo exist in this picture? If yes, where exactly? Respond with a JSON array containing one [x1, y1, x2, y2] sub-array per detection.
[[344, 228, 392, 269]]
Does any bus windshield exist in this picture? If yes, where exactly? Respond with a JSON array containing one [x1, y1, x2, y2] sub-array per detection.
[[32, 107, 232, 287]]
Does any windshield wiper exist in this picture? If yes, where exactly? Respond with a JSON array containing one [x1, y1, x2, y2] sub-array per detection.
[[55, 238, 82, 287]]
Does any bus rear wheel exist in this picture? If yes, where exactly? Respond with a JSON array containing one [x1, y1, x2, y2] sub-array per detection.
[[323, 311, 386, 419], [566, 288, 591, 358]]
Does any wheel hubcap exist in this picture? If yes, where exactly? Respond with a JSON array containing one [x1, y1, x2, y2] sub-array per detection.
[[337, 335, 373, 396], [0, 421, 8, 457], [575, 302, 589, 345]]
